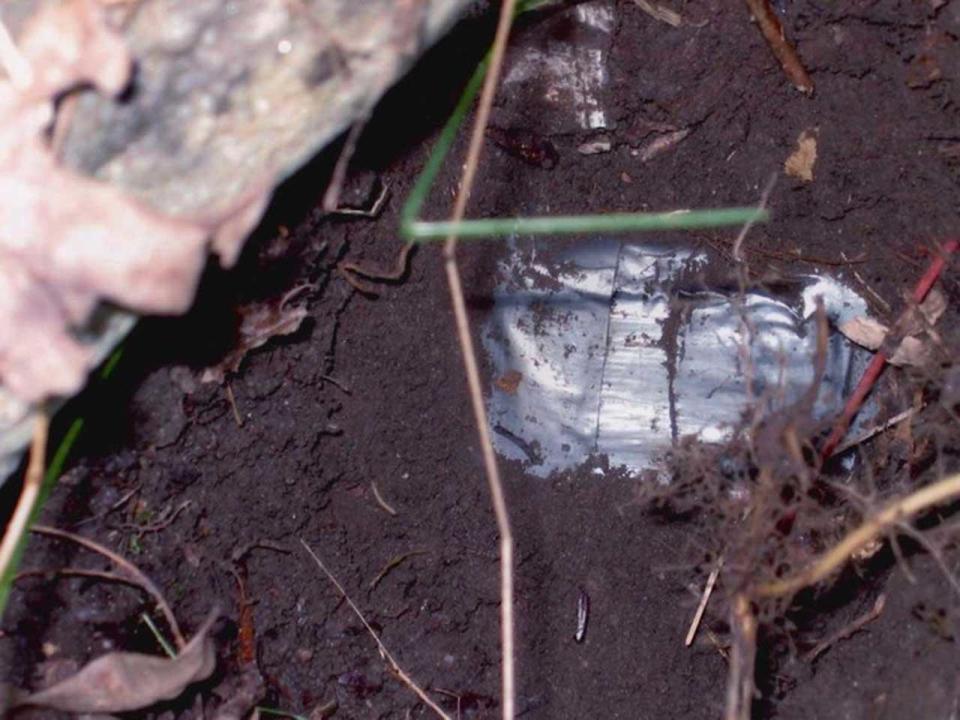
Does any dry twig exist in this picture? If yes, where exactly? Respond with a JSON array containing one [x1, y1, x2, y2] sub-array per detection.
[[440, 1, 519, 718], [801, 594, 886, 663], [0, 413, 48, 580], [300, 539, 452, 720], [754, 471, 960, 598], [725, 593, 757, 720], [32, 524, 185, 649], [685, 556, 723, 646], [369, 550, 428, 590], [744, 0, 813, 94], [820, 239, 957, 461]]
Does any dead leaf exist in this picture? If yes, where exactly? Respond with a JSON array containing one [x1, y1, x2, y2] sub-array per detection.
[[838, 316, 887, 351], [784, 129, 818, 182], [209, 666, 265, 720], [0, 1, 269, 402], [202, 286, 310, 383], [888, 336, 932, 368], [916, 287, 947, 327], [19, 609, 218, 713], [839, 288, 948, 368]]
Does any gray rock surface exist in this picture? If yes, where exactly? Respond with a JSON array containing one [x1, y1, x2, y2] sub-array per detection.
[[0, 0, 475, 479]]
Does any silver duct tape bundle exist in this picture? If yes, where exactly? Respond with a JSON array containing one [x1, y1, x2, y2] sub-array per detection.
[[484, 237, 874, 478]]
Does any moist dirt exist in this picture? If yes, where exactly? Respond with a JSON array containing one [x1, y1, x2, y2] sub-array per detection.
[[5, 1, 960, 718]]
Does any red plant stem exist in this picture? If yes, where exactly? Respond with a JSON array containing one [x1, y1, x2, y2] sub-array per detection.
[[820, 240, 958, 462]]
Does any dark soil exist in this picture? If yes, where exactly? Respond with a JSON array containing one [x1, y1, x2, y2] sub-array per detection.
[[5, 1, 960, 718]]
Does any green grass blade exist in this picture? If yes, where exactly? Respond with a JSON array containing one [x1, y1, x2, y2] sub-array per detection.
[[141, 611, 176, 658], [407, 207, 770, 241], [400, 0, 556, 232], [256, 707, 310, 720], [400, 0, 770, 243], [400, 59, 488, 231]]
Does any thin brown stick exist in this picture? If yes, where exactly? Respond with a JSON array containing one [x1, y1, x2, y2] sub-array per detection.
[[801, 594, 885, 663], [323, 117, 369, 213], [725, 593, 757, 720], [685, 556, 723, 646], [300, 539, 452, 720], [832, 408, 916, 456], [744, 0, 813, 94], [225, 383, 244, 428], [754, 472, 960, 598], [441, 2, 518, 718], [732, 173, 777, 262], [73, 484, 141, 528], [119, 500, 191, 535], [0, 413, 49, 580], [841, 250, 892, 314], [340, 241, 414, 283], [16, 567, 141, 588], [330, 181, 391, 218], [32, 524, 185, 649], [368, 550, 428, 590]]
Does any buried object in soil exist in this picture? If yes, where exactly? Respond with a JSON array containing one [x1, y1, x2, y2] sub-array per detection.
[[484, 238, 876, 477]]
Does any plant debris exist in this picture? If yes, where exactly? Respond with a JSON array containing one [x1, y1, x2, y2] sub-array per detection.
[[202, 286, 311, 383], [744, 0, 814, 94], [0, 0, 268, 402], [784, 128, 818, 182], [839, 288, 947, 367], [10, 608, 218, 713]]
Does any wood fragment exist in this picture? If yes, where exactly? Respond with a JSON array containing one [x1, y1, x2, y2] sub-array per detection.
[[744, 0, 814, 94], [724, 594, 757, 720], [685, 557, 723, 646], [226, 384, 244, 428]]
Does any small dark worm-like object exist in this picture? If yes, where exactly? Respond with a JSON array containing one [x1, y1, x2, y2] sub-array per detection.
[[575, 588, 590, 643]]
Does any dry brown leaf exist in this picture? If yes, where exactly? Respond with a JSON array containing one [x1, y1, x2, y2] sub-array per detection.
[[888, 336, 932, 367], [202, 286, 310, 383], [784, 129, 818, 182], [0, 1, 270, 402], [838, 315, 887, 351], [914, 287, 947, 328], [19, 609, 218, 713], [838, 289, 948, 367]]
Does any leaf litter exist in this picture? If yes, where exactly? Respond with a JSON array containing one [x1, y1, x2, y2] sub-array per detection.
[[839, 288, 947, 367], [7, 607, 218, 714]]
